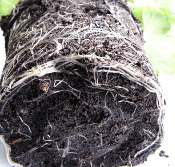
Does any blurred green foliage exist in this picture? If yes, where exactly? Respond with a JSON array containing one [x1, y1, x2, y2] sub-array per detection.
[[129, 0, 175, 74], [0, 0, 20, 16]]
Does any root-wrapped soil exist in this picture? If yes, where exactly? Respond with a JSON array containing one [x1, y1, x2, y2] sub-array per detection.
[[0, 0, 164, 167]]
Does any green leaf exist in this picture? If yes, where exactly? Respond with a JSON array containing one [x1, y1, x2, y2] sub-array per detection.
[[0, 0, 20, 16], [133, 7, 143, 23]]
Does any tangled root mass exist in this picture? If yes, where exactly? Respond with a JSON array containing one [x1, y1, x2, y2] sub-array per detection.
[[0, 0, 164, 167]]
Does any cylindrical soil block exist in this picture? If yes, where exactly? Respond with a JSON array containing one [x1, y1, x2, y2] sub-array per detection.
[[0, 0, 165, 167]]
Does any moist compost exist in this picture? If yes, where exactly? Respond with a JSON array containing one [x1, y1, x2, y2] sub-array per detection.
[[0, 0, 164, 167]]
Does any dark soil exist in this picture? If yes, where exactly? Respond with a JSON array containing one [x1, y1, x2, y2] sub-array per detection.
[[0, 0, 163, 167]]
